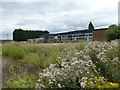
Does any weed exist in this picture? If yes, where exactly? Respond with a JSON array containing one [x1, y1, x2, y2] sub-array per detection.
[[2, 44, 26, 60]]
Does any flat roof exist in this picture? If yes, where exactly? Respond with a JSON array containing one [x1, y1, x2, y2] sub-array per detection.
[[50, 28, 108, 36]]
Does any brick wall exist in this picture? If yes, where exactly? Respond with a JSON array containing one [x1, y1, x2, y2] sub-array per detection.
[[93, 30, 107, 41]]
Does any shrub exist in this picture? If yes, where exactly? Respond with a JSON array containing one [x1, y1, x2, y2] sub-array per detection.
[[84, 40, 120, 83], [36, 50, 99, 88], [36, 40, 119, 88], [105, 25, 120, 41]]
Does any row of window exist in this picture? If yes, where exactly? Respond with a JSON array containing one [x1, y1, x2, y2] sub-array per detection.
[[49, 33, 93, 41], [50, 33, 92, 38], [51, 37, 93, 41]]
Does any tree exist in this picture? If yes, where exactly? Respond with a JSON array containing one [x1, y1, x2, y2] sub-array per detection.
[[24, 30, 49, 39], [105, 25, 120, 41], [88, 22, 94, 30], [13, 29, 27, 42], [13, 29, 49, 41]]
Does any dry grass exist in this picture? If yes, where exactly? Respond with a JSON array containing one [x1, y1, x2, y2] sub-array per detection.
[[20, 41, 88, 52]]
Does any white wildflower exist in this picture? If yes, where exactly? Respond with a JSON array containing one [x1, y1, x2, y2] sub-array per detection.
[[58, 83, 62, 88]]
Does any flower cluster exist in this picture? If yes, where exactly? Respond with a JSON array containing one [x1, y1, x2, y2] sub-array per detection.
[[84, 40, 119, 83], [86, 77, 120, 88], [36, 40, 119, 88], [36, 50, 98, 88]]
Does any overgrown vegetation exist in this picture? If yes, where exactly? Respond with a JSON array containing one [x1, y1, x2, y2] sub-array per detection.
[[2, 43, 64, 68], [105, 25, 120, 41], [86, 77, 119, 88], [2, 40, 120, 89], [2, 44, 26, 60], [36, 40, 119, 88], [3, 65, 37, 88]]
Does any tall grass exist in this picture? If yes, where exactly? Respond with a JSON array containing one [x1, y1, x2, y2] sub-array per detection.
[[2, 44, 26, 60], [2, 44, 64, 68], [23, 46, 64, 68]]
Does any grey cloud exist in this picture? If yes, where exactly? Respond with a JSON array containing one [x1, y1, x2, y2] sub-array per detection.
[[118, 2, 120, 24], [1, 1, 118, 39], [16, 19, 39, 25]]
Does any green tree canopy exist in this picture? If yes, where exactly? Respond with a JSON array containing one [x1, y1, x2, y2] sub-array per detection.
[[88, 22, 94, 30], [105, 25, 120, 41], [13, 29, 27, 42], [24, 30, 49, 39], [13, 29, 49, 41]]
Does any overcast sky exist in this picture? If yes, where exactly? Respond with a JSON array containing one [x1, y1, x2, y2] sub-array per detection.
[[0, 0, 119, 40]]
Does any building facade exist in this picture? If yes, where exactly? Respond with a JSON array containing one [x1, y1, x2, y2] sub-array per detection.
[[49, 28, 108, 42], [93, 30, 107, 41], [28, 38, 44, 42]]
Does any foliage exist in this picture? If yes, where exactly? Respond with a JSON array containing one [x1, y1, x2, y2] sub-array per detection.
[[4, 65, 37, 88], [24, 30, 49, 39], [88, 22, 94, 30], [36, 40, 119, 88], [2, 44, 26, 60], [2, 44, 64, 68], [2, 40, 119, 88], [36, 50, 99, 88], [13, 29, 27, 42], [13, 29, 49, 42], [86, 77, 120, 88], [105, 25, 120, 41], [84, 40, 120, 83], [23, 46, 64, 68]]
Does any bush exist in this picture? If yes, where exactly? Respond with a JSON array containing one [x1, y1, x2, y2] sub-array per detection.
[[36, 50, 98, 88], [84, 40, 120, 83], [105, 25, 120, 41], [36, 40, 119, 88]]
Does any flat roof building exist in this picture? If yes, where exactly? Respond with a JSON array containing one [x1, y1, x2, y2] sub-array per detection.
[[49, 28, 108, 42]]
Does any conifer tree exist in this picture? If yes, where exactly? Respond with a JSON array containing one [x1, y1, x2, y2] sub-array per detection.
[[88, 22, 94, 30]]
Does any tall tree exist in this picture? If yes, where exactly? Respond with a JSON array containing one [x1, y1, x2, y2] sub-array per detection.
[[88, 22, 94, 30], [13, 29, 49, 41], [24, 30, 49, 39], [13, 29, 27, 42]]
